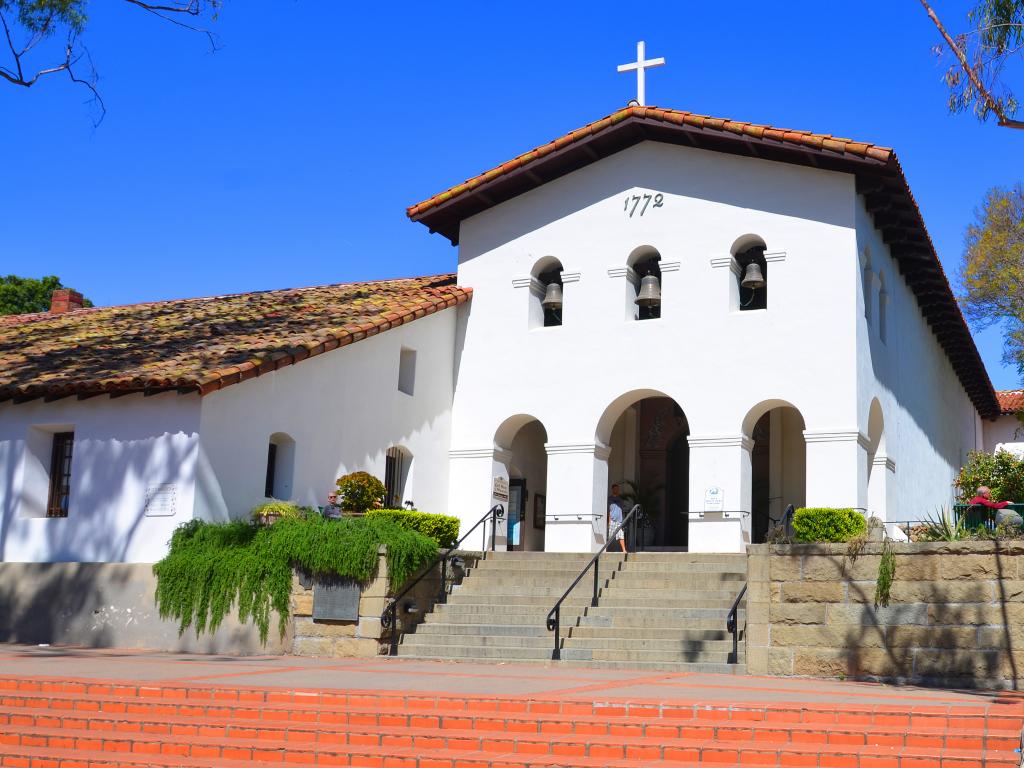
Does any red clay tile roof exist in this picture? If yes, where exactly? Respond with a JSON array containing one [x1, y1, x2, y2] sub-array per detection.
[[998, 390, 1024, 415], [406, 105, 1000, 420], [0, 275, 470, 403]]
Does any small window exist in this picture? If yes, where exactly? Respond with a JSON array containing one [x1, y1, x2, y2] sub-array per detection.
[[264, 443, 277, 498], [46, 432, 74, 518], [861, 250, 873, 326], [878, 273, 888, 344], [398, 348, 416, 395], [265, 433, 295, 499], [384, 446, 412, 508]]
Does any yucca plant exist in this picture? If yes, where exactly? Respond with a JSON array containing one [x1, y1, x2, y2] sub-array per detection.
[[916, 507, 972, 541]]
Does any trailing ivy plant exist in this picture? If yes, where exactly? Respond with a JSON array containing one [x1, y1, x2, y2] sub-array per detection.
[[152, 515, 438, 644]]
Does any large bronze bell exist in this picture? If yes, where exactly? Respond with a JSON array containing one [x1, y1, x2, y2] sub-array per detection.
[[741, 262, 766, 290], [635, 273, 662, 307], [541, 281, 563, 310]]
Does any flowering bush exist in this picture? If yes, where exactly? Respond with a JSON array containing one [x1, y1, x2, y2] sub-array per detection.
[[336, 471, 386, 514], [953, 450, 1024, 504]]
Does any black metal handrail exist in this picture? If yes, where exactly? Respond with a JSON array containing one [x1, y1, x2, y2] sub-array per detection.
[[382, 504, 504, 655], [726, 583, 747, 664], [545, 504, 640, 661]]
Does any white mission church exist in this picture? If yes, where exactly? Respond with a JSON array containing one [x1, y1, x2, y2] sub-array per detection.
[[2, 51, 1020, 563]]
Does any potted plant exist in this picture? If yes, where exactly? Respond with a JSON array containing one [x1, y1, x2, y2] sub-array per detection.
[[251, 500, 302, 526]]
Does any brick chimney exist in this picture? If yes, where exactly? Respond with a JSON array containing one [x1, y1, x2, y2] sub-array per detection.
[[49, 289, 84, 314]]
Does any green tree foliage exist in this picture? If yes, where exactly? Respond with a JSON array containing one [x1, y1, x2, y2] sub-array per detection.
[[920, 0, 1024, 129], [791, 508, 867, 543], [152, 515, 439, 644], [954, 449, 1024, 503], [0, 1, 221, 122], [959, 185, 1024, 378], [0, 274, 92, 315]]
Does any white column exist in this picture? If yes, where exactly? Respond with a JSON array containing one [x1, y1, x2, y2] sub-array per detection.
[[868, 455, 896, 521], [448, 448, 512, 551], [543, 443, 609, 553], [686, 435, 753, 553], [803, 430, 870, 510]]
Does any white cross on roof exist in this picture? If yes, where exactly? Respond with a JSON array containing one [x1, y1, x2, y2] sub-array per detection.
[[617, 41, 665, 107]]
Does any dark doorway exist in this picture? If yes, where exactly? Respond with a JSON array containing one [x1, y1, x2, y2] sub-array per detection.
[[666, 434, 689, 548], [751, 414, 771, 544]]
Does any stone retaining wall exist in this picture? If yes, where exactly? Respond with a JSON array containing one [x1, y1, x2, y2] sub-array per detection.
[[289, 550, 479, 657], [746, 541, 1024, 689]]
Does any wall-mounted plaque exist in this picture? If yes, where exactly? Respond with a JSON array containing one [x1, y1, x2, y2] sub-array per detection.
[[703, 486, 724, 513], [492, 476, 509, 503], [312, 578, 360, 621], [144, 484, 177, 517]]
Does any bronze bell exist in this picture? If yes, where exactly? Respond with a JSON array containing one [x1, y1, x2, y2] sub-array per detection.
[[741, 262, 766, 290], [635, 273, 662, 307], [541, 281, 563, 310]]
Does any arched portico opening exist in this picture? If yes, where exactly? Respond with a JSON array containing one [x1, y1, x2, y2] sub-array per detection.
[[597, 390, 689, 549], [494, 414, 548, 551], [866, 398, 888, 521], [742, 400, 806, 543]]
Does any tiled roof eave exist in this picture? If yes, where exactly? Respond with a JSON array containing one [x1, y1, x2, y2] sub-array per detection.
[[0, 278, 472, 405]]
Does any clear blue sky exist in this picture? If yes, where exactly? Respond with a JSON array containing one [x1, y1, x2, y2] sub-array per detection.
[[2, 0, 1020, 389]]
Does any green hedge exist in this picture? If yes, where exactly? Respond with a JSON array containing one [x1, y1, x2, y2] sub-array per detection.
[[364, 509, 460, 548], [791, 507, 866, 543], [153, 516, 438, 644]]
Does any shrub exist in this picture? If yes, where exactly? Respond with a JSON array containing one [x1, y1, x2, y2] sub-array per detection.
[[365, 509, 460, 548], [336, 471, 386, 514], [791, 507, 866, 543], [954, 450, 1024, 504], [153, 515, 438, 644]]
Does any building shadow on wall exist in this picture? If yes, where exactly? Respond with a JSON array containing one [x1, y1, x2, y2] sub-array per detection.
[[821, 544, 1018, 691]]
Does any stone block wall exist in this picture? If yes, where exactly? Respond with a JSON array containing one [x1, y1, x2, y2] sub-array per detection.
[[746, 541, 1024, 689], [290, 549, 479, 657]]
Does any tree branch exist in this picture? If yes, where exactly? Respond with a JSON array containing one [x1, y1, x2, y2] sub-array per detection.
[[920, 0, 1024, 130]]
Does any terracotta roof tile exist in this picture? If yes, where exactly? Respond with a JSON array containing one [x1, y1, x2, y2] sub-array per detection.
[[0, 274, 470, 403], [998, 390, 1024, 415]]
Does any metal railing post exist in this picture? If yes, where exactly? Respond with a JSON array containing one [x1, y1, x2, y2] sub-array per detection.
[[551, 608, 561, 660], [592, 557, 600, 607], [438, 556, 448, 605], [490, 506, 497, 551]]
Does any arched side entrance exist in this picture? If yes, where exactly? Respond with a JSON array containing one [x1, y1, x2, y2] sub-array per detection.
[[866, 398, 892, 523], [494, 414, 548, 551], [597, 391, 689, 549], [743, 400, 806, 543]]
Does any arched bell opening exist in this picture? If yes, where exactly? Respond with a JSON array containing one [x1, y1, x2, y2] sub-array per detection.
[[529, 257, 564, 329], [493, 414, 548, 551], [627, 245, 662, 321], [731, 235, 768, 311], [597, 390, 689, 550], [742, 400, 806, 543]]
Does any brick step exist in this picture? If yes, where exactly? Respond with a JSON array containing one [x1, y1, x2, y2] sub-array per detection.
[[0, 745, 284, 768], [5, 703, 1014, 752], [2, 724, 1015, 765], [2, 681, 1021, 733], [2, 720, 1017, 767]]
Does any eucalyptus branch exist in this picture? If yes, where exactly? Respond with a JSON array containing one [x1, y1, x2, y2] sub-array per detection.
[[920, 0, 1024, 130]]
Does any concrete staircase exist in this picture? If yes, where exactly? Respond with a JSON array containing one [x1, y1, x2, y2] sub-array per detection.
[[396, 551, 748, 672]]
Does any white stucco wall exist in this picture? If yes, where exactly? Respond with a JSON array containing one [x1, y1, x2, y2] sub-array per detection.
[[984, 414, 1023, 452], [194, 308, 456, 521], [0, 394, 201, 562], [854, 198, 982, 524], [448, 141, 863, 550]]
